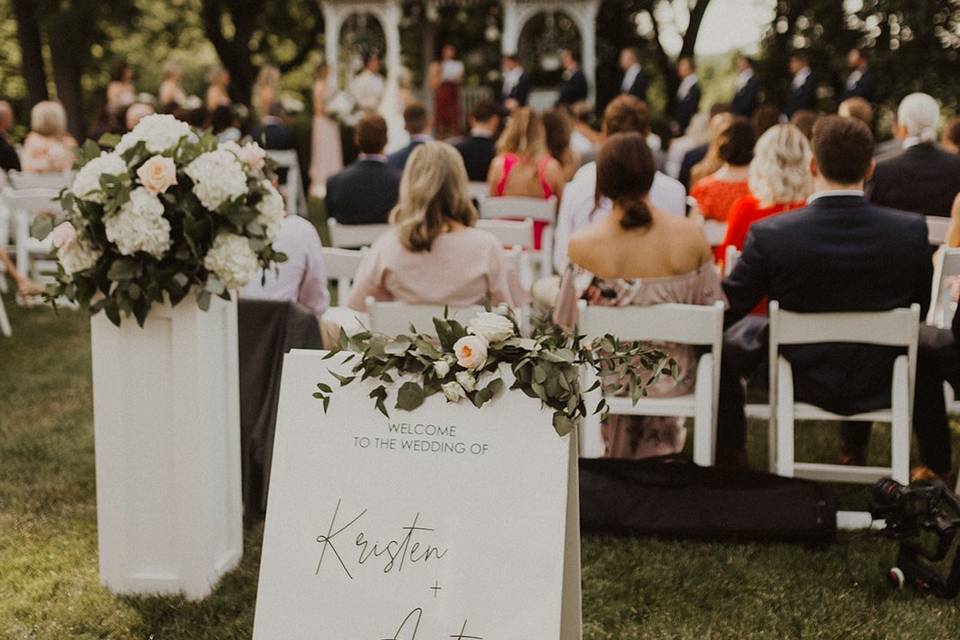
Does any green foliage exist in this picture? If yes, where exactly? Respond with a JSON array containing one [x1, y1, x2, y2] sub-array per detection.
[[314, 309, 673, 438]]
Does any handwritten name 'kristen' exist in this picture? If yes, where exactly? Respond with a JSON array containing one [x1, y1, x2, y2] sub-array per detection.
[[315, 499, 449, 579]]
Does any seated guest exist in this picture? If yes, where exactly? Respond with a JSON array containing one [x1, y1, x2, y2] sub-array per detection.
[[211, 105, 241, 143], [253, 103, 295, 151], [487, 107, 565, 249], [241, 214, 329, 320], [751, 104, 781, 139], [942, 116, 960, 155], [0, 247, 43, 301], [21, 101, 76, 174], [453, 101, 499, 182], [687, 108, 734, 188], [553, 95, 686, 274], [326, 114, 401, 225], [347, 142, 523, 311], [718, 116, 946, 475], [717, 124, 812, 267], [838, 97, 873, 127], [789, 109, 818, 140], [0, 101, 21, 172], [666, 111, 709, 179], [689, 115, 754, 221], [542, 107, 581, 182], [125, 102, 155, 131], [554, 132, 724, 459], [569, 101, 600, 161], [387, 102, 432, 172], [869, 93, 960, 217]]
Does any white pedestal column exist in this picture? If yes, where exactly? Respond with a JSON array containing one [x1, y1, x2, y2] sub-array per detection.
[[90, 297, 243, 601]]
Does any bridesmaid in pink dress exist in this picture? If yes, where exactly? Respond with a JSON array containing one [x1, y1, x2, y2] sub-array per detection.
[[309, 63, 343, 199], [554, 132, 726, 459]]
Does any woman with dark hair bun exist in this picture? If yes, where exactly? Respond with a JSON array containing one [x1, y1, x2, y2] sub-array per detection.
[[554, 132, 727, 460], [689, 115, 755, 221]]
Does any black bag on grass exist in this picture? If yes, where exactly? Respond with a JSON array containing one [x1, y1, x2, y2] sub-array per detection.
[[579, 456, 837, 544]]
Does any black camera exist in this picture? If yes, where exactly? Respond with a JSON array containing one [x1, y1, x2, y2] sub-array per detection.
[[871, 478, 960, 598]]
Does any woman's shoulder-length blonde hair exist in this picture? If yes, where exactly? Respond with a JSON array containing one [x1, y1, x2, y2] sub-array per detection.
[[496, 107, 546, 158], [749, 123, 813, 206], [391, 141, 478, 252], [31, 101, 68, 139]]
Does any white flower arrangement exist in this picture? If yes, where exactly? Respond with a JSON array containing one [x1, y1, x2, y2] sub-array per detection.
[[40, 114, 287, 326]]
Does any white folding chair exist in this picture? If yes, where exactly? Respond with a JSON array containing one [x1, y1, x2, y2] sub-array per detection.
[[577, 300, 725, 465], [366, 297, 488, 336], [723, 245, 741, 278], [0, 262, 11, 337], [468, 182, 489, 203], [2, 186, 61, 281], [927, 246, 960, 329], [927, 216, 951, 246], [267, 150, 307, 217], [479, 196, 557, 280], [322, 247, 365, 304], [768, 301, 920, 485], [327, 218, 391, 249], [477, 218, 534, 289]]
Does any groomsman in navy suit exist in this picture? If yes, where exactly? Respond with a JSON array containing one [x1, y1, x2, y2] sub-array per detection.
[[556, 48, 589, 107], [671, 55, 701, 135], [784, 51, 817, 118], [618, 47, 648, 102], [839, 47, 876, 103], [732, 54, 759, 117], [500, 54, 530, 111]]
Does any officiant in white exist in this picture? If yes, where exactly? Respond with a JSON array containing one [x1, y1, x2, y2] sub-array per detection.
[[351, 52, 386, 112]]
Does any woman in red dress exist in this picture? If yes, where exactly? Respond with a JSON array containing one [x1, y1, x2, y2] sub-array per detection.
[[717, 123, 813, 269], [431, 44, 464, 140]]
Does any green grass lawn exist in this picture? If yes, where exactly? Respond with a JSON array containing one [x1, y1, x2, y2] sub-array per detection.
[[3, 298, 960, 639]]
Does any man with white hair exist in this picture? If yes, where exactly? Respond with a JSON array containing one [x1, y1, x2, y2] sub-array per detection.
[[868, 92, 960, 218]]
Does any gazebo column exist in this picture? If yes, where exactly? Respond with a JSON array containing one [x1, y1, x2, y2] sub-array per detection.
[[323, 4, 342, 88], [501, 0, 520, 56], [382, 0, 402, 87], [576, 1, 598, 104]]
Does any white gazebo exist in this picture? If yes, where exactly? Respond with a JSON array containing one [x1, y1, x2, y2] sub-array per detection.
[[320, 0, 600, 102]]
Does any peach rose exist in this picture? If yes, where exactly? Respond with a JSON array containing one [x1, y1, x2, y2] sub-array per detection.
[[51, 221, 77, 252], [136, 155, 178, 195], [238, 143, 266, 171], [453, 335, 488, 370]]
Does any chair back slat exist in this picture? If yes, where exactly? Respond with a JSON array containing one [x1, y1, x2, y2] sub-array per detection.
[[577, 301, 725, 346], [723, 246, 741, 277], [266, 150, 305, 216], [327, 219, 391, 248], [322, 247, 365, 280], [6, 171, 72, 191], [769, 301, 920, 347], [366, 298, 487, 336], [928, 246, 960, 327], [927, 215, 950, 245], [479, 196, 556, 223], [476, 218, 534, 250]]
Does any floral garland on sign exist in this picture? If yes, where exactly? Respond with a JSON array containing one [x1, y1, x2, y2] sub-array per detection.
[[36, 114, 287, 326], [314, 309, 676, 436]]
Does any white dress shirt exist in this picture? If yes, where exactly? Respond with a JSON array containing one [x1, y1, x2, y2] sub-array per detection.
[[620, 64, 641, 93], [241, 215, 330, 318], [677, 74, 699, 99], [501, 67, 524, 97], [846, 69, 863, 91], [735, 69, 754, 91], [791, 66, 812, 89], [553, 162, 687, 273]]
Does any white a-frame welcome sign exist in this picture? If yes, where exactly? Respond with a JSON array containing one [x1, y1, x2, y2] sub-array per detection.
[[253, 350, 582, 639]]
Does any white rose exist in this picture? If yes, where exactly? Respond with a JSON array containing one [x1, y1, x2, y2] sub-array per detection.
[[116, 113, 192, 154], [104, 187, 172, 258], [203, 232, 260, 290], [185, 148, 249, 211], [136, 155, 178, 195], [238, 142, 267, 170], [433, 360, 450, 378], [255, 180, 285, 242], [453, 335, 488, 370], [455, 370, 476, 392], [71, 151, 128, 203], [51, 222, 77, 252], [467, 311, 515, 343], [58, 231, 101, 275], [441, 381, 468, 403]]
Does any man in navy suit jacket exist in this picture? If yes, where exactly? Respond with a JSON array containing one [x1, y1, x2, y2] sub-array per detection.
[[618, 47, 648, 102], [839, 47, 876, 103], [783, 51, 817, 118], [556, 48, 588, 107], [387, 102, 433, 172], [453, 101, 500, 182], [716, 116, 949, 475], [731, 54, 759, 117], [500, 54, 530, 110], [326, 114, 401, 225], [671, 55, 701, 135]]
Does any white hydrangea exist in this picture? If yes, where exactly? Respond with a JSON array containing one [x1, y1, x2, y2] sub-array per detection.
[[71, 152, 128, 203], [116, 114, 192, 154], [59, 234, 102, 275], [203, 232, 259, 290], [104, 187, 172, 258], [256, 180, 285, 242], [184, 149, 249, 211]]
